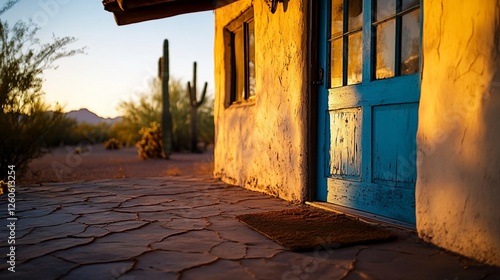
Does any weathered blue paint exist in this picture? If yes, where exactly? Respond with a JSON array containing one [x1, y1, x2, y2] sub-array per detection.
[[317, 0, 421, 225], [372, 103, 418, 188], [328, 108, 362, 180]]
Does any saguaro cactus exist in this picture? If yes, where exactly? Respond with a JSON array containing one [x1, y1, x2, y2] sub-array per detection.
[[187, 61, 207, 153], [159, 39, 173, 158]]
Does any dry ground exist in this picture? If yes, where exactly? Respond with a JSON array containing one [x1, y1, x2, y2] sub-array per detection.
[[18, 145, 214, 186]]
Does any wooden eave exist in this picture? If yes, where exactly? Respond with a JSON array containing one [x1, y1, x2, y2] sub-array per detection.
[[103, 0, 234, 26]]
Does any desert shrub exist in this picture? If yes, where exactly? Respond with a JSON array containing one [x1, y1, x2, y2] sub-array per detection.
[[73, 145, 90, 155], [0, 181, 7, 195], [43, 116, 78, 147], [136, 122, 165, 159], [0, 2, 84, 180], [73, 122, 110, 145], [44, 120, 111, 147], [109, 121, 137, 147], [104, 138, 121, 150]]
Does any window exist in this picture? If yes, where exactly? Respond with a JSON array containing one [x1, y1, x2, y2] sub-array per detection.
[[374, 0, 420, 79], [329, 0, 420, 87], [226, 9, 255, 104], [330, 0, 364, 87]]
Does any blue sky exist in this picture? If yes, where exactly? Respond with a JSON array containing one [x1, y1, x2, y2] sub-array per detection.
[[2, 0, 215, 118]]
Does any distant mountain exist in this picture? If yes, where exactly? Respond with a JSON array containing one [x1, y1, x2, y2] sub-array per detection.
[[66, 108, 123, 125]]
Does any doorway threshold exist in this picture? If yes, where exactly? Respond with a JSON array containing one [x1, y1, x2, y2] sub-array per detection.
[[306, 201, 415, 231]]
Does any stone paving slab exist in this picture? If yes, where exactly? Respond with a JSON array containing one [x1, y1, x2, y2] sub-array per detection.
[[0, 175, 499, 279]]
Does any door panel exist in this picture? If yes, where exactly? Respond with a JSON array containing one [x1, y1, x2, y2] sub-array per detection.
[[328, 108, 362, 180], [372, 103, 418, 188], [317, 0, 421, 225]]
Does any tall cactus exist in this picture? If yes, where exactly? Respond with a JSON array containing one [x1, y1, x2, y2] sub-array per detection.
[[159, 39, 173, 159], [187, 61, 207, 153]]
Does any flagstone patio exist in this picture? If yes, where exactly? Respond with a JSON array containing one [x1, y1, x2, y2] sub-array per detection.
[[1, 175, 499, 279]]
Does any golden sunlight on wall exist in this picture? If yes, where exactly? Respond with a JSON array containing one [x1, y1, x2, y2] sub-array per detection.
[[213, 0, 308, 202], [417, 0, 500, 266]]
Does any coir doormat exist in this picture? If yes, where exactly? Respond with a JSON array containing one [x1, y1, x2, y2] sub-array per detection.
[[236, 206, 397, 251]]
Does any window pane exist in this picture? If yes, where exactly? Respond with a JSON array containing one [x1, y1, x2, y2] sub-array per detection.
[[402, 0, 419, 10], [330, 39, 343, 87], [234, 27, 245, 101], [348, 0, 363, 31], [375, 0, 395, 21], [247, 20, 256, 98], [375, 20, 396, 79], [347, 31, 362, 85], [401, 9, 420, 75], [331, 0, 343, 37]]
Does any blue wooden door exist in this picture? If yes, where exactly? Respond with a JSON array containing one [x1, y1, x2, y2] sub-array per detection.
[[317, 0, 421, 225]]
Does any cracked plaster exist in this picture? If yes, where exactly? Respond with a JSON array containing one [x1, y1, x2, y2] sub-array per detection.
[[417, 0, 500, 266], [213, 0, 308, 203]]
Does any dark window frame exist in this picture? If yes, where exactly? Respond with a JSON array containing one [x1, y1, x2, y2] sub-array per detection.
[[225, 8, 255, 105], [372, 0, 420, 79], [329, 0, 364, 87], [328, 0, 420, 88]]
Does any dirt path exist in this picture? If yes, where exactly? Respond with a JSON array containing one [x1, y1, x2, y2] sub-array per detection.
[[19, 145, 214, 186]]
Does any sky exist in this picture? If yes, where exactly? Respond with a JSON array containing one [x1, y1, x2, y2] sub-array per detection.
[[2, 0, 215, 118]]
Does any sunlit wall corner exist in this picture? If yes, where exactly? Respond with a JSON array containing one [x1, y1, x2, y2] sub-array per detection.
[[416, 0, 500, 266]]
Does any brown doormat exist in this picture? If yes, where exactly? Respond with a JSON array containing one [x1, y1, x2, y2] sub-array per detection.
[[236, 206, 397, 251]]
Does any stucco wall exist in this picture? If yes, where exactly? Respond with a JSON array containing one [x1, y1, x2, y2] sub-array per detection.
[[213, 0, 309, 202], [417, 0, 500, 266]]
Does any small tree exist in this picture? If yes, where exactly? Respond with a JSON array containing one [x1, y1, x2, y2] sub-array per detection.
[[0, 3, 84, 180]]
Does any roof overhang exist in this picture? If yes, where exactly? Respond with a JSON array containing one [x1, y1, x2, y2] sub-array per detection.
[[103, 0, 236, 26]]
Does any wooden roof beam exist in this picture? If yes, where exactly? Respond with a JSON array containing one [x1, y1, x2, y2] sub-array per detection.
[[116, 0, 177, 11], [103, 0, 237, 26]]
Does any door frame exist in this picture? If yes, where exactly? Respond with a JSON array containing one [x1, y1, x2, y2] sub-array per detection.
[[306, 0, 320, 202], [308, 0, 423, 228]]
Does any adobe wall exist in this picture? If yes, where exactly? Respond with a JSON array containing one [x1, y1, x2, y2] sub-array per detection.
[[417, 0, 500, 266], [213, 0, 309, 202]]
